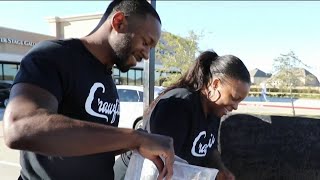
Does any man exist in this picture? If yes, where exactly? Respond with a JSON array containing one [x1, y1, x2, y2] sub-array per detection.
[[3, 0, 174, 179]]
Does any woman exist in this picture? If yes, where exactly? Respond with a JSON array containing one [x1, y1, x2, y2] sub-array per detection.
[[144, 50, 251, 180]]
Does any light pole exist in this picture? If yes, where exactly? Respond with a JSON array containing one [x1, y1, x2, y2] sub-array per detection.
[[143, 0, 156, 123]]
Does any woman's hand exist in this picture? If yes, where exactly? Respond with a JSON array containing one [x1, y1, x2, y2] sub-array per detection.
[[216, 168, 235, 180]]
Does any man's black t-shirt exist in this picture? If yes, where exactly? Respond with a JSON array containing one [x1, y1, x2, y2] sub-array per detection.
[[149, 88, 220, 167], [14, 39, 120, 180]]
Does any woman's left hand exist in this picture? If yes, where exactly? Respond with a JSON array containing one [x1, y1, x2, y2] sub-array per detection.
[[216, 168, 235, 180]]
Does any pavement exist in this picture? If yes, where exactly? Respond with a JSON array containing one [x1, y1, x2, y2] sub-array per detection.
[[238, 98, 320, 117], [0, 120, 20, 180]]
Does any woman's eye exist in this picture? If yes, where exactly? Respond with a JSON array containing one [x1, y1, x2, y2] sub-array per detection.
[[231, 96, 238, 101], [233, 97, 241, 102]]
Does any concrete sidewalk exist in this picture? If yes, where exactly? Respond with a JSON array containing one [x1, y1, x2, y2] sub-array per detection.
[[243, 97, 320, 108], [238, 98, 320, 117], [0, 122, 21, 180]]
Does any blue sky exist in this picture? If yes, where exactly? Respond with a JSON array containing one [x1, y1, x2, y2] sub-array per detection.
[[1, 1, 319, 79]]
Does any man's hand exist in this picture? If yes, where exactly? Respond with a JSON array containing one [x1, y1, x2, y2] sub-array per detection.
[[216, 168, 235, 180], [136, 131, 175, 180]]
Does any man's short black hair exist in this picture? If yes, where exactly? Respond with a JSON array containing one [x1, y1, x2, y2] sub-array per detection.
[[88, 0, 161, 35]]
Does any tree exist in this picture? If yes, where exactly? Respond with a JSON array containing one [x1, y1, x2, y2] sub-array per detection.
[[155, 31, 201, 86], [267, 50, 309, 116], [268, 51, 309, 89]]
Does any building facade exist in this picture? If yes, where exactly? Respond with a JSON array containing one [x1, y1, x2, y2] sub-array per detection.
[[0, 12, 175, 86], [0, 26, 56, 81]]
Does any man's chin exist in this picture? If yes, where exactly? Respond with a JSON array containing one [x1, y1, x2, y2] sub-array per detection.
[[117, 65, 131, 73]]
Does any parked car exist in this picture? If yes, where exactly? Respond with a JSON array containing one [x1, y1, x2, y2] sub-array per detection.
[[0, 81, 12, 107], [116, 85, 165, 129]]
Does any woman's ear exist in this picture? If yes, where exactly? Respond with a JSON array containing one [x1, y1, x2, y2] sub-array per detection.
[[207, 78, 222, 102], [212, 78, 220, 90], [111, 11, 128, 33]]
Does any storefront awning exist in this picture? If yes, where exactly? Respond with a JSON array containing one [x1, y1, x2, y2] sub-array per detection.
[[0, 53, 24, 63]]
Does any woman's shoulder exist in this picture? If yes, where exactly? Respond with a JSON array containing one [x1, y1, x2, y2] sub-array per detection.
[[162, 88, 193, 98], [159, 88, 199, 104]]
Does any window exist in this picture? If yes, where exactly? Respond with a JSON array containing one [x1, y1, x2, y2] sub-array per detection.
[[128, 69, 135, 85], [120, 71, 128, 85], [136, 69, 143, 86], [117, 89, 139, 102], [138, 91, 143, 102], [112, 67, 143, 85], [3, 64, 18, 80], [113, 68, 120, 85], [0, 63, 19, 80]]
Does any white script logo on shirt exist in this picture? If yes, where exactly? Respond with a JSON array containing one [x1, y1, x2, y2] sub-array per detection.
[[85, 82, 120, 124], [191, 131, 215, 157]]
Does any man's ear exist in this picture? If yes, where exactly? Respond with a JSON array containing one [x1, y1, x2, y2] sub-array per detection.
[[111, 11, 128, 33]]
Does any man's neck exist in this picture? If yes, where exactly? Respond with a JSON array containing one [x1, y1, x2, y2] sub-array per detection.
[[80, 36, 114, 69]]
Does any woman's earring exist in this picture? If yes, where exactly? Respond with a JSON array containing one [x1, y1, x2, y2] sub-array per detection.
[[212, 89, 221, 102], [208, 89, 215, 99]]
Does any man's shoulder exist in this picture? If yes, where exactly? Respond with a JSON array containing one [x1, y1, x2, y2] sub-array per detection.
[[26, 38, 82, 58]]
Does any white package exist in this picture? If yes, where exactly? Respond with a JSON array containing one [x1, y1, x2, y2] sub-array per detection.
[[124, 151, 219, 180]]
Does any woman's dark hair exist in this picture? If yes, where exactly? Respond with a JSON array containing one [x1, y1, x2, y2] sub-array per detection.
[[88, 0, 161, 36], [144, 50, 251, 116]]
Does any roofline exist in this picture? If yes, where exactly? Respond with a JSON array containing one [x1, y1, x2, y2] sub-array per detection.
[[46, 12, 103, 23], [0, 26, 54, 37]]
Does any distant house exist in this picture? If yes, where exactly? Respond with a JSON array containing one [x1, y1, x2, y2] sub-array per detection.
[[270, 68, 320, 87], [295, 68, 320, 86], [249, 68, 272, 85]]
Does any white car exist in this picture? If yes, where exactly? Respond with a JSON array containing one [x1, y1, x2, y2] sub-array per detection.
[[116, 85, 165, 129]]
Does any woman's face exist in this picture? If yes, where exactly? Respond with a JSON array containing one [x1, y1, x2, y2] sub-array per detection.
[[208, 78, 250, 117]]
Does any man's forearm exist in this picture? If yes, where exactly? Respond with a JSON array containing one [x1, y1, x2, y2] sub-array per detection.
[[4, 111, 142, 157]]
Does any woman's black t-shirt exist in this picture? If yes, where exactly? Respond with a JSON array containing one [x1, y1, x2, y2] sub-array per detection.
[[149, 88, 221, 167]]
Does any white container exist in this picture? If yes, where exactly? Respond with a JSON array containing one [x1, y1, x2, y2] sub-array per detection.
[[124, 151, 219, 180]]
